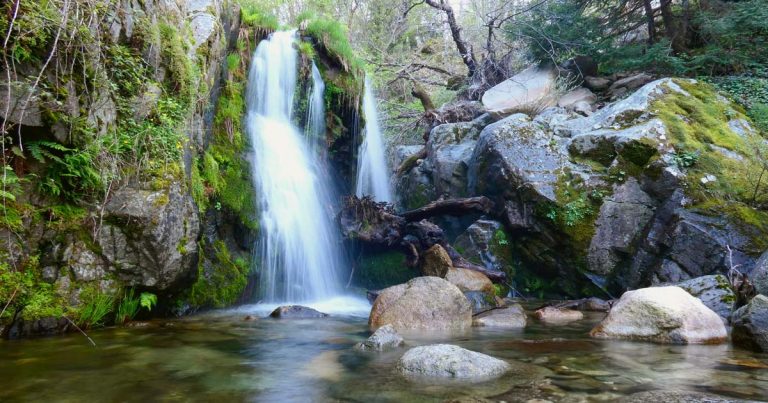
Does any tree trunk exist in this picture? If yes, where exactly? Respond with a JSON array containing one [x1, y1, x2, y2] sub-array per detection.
[[642, 0, 656, 44], [401, 196, 495, 221], [424, 0, 477, 77], [660, 0, 683, 52], [411, 83, 435, 112]]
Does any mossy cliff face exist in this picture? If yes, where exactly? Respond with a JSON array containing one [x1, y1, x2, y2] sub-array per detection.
[[398, 78, 768, 298], [0, 0, 248, 337]]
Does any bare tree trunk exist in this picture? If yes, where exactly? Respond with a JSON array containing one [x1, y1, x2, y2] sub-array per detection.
[[411, 83, 435, 112], [424, 0, 477, 77], [660, 0, 683, 52], [642, 0, 656, 44]]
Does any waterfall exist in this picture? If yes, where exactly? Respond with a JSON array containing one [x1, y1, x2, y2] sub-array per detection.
[[246, 31, 342, 303], [305, 62, 325, 155], [355, 77, 393, 203]]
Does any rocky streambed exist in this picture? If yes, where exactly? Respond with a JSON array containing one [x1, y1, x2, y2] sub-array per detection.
[[1, 297, 766, 402]]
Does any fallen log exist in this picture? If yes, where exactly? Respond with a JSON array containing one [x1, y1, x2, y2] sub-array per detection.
[[401, 196, 495, 222]]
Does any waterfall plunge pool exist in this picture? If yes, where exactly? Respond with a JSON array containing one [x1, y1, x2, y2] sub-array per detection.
[[1, 302, 767, 402]]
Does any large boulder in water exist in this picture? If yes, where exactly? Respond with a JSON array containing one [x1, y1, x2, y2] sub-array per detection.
[[481, 66, 558, 118], [396, 344, 510, 380], [590, 286, 727, 344], [731, 294, 768, 352], [369, 277, 472, 332]]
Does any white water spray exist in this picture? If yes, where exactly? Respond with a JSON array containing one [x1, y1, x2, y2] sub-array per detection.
[[246, 31, 343, 302], [355, 77, 393, 202]]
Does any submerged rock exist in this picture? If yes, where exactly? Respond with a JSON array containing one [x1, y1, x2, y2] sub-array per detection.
[[473, 305, 527, 328], [354, 324, 404, 352], [590, 286, 727, 344], [269, 305, 329, 319], [731, 294, 768, 352], [618, 390, 743, 402], [369, 277, 472, 332], [534, 307, 584, 324], [396, 344, 510, 380]]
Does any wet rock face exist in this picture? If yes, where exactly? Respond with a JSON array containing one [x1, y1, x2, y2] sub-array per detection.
[[396, 344, 510, 380], [468, 113, 565, 203], [269, 305, 329, 319], [354, 324, 404, 351], [97, 182, 200, 290], [369, 277, 472, 332], [673, 275, 735, 321], [731, 294, 768, 352], [591, 286, 727, 344], [752, 250, 768, 296]]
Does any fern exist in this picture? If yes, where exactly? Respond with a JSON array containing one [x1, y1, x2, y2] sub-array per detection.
[[140, 292, 157, 311]]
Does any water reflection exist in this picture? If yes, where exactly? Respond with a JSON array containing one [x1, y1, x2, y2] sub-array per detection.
[[0, 305, 766, 402]]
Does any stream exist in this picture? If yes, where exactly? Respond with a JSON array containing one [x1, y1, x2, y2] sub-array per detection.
[[1, 300, 766, 402]]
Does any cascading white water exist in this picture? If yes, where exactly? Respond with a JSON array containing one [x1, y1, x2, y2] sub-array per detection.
[[246, 31, 342, 303], [305, 62, 325, 154], [355, 77, 393, 202]]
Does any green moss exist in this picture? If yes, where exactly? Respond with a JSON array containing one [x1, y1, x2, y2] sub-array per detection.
[[355, 251, 416, 290], [695, 200, 768, 252], [0, 257, 69, 323], [653, 80, 768, 246], [188, 241, 251, 308]]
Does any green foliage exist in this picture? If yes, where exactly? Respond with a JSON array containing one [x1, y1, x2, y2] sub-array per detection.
[[115, 288, 141, 325], [672, 150, 700, 168], [158, 23, 199, 107], [140, 292, 157, 311], [355, 251, 415, 290], [188, 241, 250, 309], [512, 0, 768, 76], [115, 289, 157, 324], [240, 3, 279, 30], [75, 286, 114, 329], [493, 229, 509, 246], [304, 16, 365, 74], [750, 104, 768, 134], [27, 141, 102, 200], [0, 258, 66, 321]]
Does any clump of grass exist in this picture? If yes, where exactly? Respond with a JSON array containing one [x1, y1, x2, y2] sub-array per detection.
[[240, 3, 279, 31], [304, 17, 364, 74], [76, 287, 115, 329]]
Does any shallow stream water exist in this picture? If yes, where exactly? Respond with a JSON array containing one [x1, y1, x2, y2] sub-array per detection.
[[1, 300, 767, 402]]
